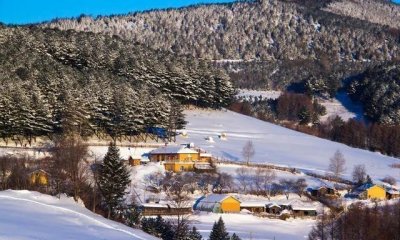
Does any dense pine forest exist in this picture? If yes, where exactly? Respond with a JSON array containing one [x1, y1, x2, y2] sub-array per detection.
[[44, 0, 400, 89], [0, 25, 234, 142]]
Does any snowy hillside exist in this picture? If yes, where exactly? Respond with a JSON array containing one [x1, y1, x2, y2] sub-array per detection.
[[0, 190, 158, 240], [191, 213, 315, 240], [178, 109, 400, 184]]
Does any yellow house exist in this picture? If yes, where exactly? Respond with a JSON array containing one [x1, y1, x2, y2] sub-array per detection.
[[149, 145, 212, 172], [195, 194, 241, 213], [356, 183, 386, 200], [29, 170, 49, 186]]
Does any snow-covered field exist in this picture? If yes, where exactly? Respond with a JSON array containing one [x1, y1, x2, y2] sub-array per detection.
[[190, 212, 314, 240], [178, 109, 400, 184], [0, 190, 157, 240]]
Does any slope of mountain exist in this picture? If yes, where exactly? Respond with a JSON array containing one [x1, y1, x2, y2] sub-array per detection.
[[0, 190, 158, 240], [0, 25, 234, 139], [177, 109, 400, 184], [44, 0, 400, 89]]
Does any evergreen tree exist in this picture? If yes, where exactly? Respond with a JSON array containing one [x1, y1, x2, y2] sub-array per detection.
[[188, 226, 203, 240], [209, 217, 230, 240], [98, 143, 131, 218], [230, 233, 241, 240]]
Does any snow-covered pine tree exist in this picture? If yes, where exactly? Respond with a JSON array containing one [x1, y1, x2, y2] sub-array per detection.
[[230, 233, 242, 240], [188, 226, 202, 240], [209, 217, 230, 240], [98, 143, 130, 219]]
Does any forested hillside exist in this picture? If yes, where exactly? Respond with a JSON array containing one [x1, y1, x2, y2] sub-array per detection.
[[0, 25, 234, 142], [44, 0, 400, 89], [349, 63, 400, 124]]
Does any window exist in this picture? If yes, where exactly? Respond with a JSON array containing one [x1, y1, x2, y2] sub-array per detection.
[[180, 166, 185, 171]]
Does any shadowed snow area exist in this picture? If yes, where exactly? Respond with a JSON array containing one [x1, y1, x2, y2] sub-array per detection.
[[0, 190, 158, 240]]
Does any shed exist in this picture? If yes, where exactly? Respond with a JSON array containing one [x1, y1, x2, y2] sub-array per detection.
[[265, 203, 282, 215], [240, 201, 266, 213], [291, 205, 317, 218], [195, 194, 241, 213], [29, 169, 49, 186], [138, 203, 192, 216]]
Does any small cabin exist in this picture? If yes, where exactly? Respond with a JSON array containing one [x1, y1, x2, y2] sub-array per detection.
[[29, 169, 49, 186], [195, 194, 241, 213], [128, 157, 141, 166], [309, 185, 337, 198], [265, 203, 282, 215], [291, 205, 317, 218]]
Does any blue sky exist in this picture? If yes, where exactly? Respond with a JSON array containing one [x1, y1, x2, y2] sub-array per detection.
[[0, 0, 233, 24], [1, 0, 399, 25]]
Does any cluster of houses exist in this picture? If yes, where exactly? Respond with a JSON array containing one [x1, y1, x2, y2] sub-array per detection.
[[137, 194, 318, 219], [309, 181, 400, 200]]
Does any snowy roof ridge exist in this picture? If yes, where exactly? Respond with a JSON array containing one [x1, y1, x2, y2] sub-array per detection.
[[150, 145, 199, 154]]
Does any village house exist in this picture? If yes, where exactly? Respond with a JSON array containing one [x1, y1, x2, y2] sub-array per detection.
[[351, 183, 387, 200], [149, 144, 212, 172], [309, 184, 338, 198], [29, 169, 49, 186], [194, 194, 241, 213]]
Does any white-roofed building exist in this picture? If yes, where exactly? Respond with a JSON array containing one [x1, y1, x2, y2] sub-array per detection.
[[149, 144, 213, 172]]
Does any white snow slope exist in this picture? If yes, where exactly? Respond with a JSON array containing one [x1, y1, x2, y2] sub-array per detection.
[[0, 190, 158, 240], [178, 109, 400, 184], [191, 212, 315, 240]]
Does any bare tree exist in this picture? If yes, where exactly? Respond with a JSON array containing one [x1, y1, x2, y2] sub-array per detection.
[[279, 179, 296, 200], [253, 168, 276, 199], [51, 134, 89, 201], [214, 173, 234, 193], [163, 174, 192, 239], [236, 167, 251, 193], [294, 178, 307, 198], [0, 156, 12, 190], [242, 140, 255, 166], [352, 164, 367, 184], [328, 150, 346, 180]]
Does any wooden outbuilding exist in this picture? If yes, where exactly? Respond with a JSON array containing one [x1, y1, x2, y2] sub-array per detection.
[[138, 203, 192, 216], [240, 202, 266, 213], [265, 203, 282, 215], [29, 169, 49, 186]]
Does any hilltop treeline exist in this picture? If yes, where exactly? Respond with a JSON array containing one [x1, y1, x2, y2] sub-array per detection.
[[0, 26, 234, 142], [44, 0, 400, 89]]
